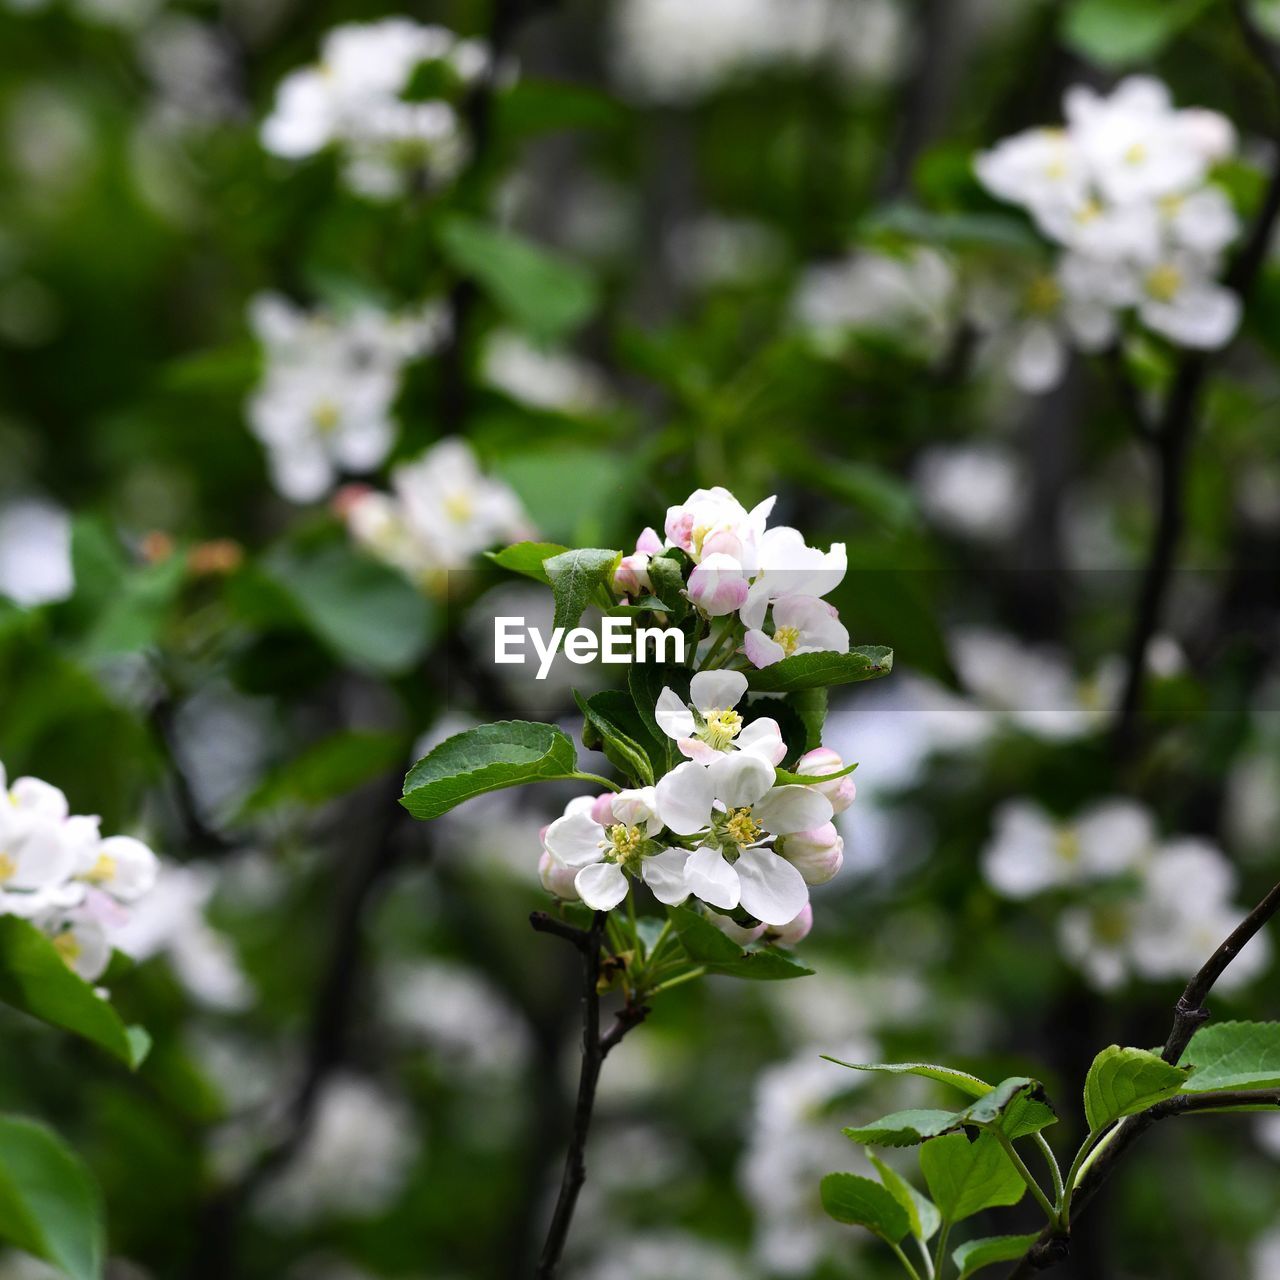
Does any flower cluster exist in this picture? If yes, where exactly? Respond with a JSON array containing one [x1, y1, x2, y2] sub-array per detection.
[[540, 670, 855, 934], [0, 762, 160, 982], [982, 796, 1269, 991], [339, 438, 529, 594], [246, 292, 449, 503], [260, 19, 496, 200], [975, 76, 1240, 392], [616, 486, 850, 669]]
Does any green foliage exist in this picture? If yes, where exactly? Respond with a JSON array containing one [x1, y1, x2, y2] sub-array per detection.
[[666, 905, 814, 980], [574, 689, 654, 786], [1179, 1021, 1280, 1092], [0, 1116, 104, 1280], [919, 1131, 1028, 1224], [240, 731, 407, 815], [843, 1109, 959, 1148], [401, 721, 579, 819], [958, 1077, 1057, 1139], [1083, 1046, 1190, 1132], [544, 548, 621, 631], [0, 919, 148, 1069], [867, 1153, 942, 1243], [744, 646, 894, 693], [953, 1233, 1043, 1278], [824, 1058, 992, 1099], [1060, 0, 1209, 66], [485, 541, 571, 584], [819, 1172, 911, 1243]]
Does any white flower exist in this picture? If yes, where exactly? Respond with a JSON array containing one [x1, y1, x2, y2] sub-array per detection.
[[613, 527, 663, 596], [982, 798, 1154, 899], [743, 595, 848, 668], [793, 748, 857, 814], [0, 498, 73, 607], [542, 790, 689, 911], [1136, 254, 1241, 349], [975, 126, 1090, 230], [914, 444, 1028, 540], [654, 754, 830, 924], [654, 670, 785, 766], [481, 331, 611, 415], [664, 486, 775, 569], [686, 552, 751, 616], [738, 526, 846, 631], [774, 823, 844, 885]]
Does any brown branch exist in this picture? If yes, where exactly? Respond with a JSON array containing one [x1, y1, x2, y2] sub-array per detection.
[[532, 911, 650, 1278]]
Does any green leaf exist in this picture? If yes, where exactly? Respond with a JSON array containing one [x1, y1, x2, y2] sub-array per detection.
[[240, 731, 406, 816], [958, 1077, 1057, 1140], [1060, 0, 1208, 66], [788, 688, 828, 754], [486, 541, 570, 584], [953, 1234, 1042, 1279], [644, 556, 688, 622], [819, 1173, 910, 1244], [843, 1110, 958, 1148], [80, 553, 186, 659], [920, 1132, 1027, 1224], [584, 689, 669, 783], [493, 78, 627, 139], [774, 760, 857, 786], [437, 215, 600, 340], [861, 204, 1041, 252], [0, 1115, 104, 1280], [745, 646, 893, 693], [867, 1153, 941, 1243], [0, 918, 148, 1068], [822, 1058, 992, 1099], [401, 721, 579, 820], [544, 548, 621, 632], [1179, 1021, 1280, 1093], [1084, 1047, 1190, 1132], [266, 544, 435, 676], [628, 662, 685, 774], [667, 905, 813, 980], [574, 689, 653, 786]]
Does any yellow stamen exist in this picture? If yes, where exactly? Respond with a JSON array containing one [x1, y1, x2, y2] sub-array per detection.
[[725, 807, 763, 846], [773, 625, 801, 657], [606, 823, 645, 860], [1025, 274, 1062, 315], [1124, 142, 1147, 166], [0, 853, 16, 884], [311, 400, 341, 433], [1146, 263, 1183, 303], [52, 932, 81, 967], [1054, 829, 1081, 865], [700, 708, 743, 752], [443, 491, 474, 523], [84, 854, 117, 885]]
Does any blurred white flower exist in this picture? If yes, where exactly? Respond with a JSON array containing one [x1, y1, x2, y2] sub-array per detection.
[[0, 498, 73, 606], [665, 215, 786, 288], [481, 331, 612, 416], [572, 1232, 750, 1280], [1252, 1230, 1280, 1280], [259, 1074, 417, 1224], [914, 444, 1027, 541]]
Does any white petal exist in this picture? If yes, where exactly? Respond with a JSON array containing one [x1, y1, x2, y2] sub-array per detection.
[[640, 848, 690, 905], [735, 848, 809, 926], [685, 845, 740, 911], [1008, 321, 1065, 394], [544, 809, 605, 868], [753, 785, 833, 835], [735, 717, 787, 765], [706, 752, 774, 808], [655, 687, 695, 740], [739, 578, 772, 631], [92, 836, 159, 902], [575, 862, 629, 911], [655, 761, 716, 835], [743, 629, 785, 668], [689, 669, 748, 712]]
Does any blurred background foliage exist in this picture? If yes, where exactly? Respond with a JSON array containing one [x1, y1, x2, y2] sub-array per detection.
[[0, 0, 1279, 1278]]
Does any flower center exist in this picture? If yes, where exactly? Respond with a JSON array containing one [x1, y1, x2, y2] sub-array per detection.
[[1158, 194, 1184, 218], [1093, 905, 1132, 946], [311, 399, 341, 433], [0, 852, 15, 884], [604, 823, 645, 862], [724, 807, 763, 847], [1146, 263, 1183, 303], [1072, 198, 1103, 226], [52, 932, 81, 967], [1025, 274, 1062, 315], [444, 491, 474, 523], [774, 625, 801, 657], [83, 853, 117, 885], [1123, 142, 1147, 166], [700, 708, 743, 751], [1054, 829, 1081, 865]]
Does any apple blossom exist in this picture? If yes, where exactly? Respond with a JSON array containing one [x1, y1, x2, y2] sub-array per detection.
[[743, 594, 849, 668], [655, 670, 785, 765], [765, 903, 813, 947], [613, 527, 663, 596], [663, 486, 774, 568], [686, 552, 751, 616], [793, 748, 857, 814], [654, 754, 830, 924], [774, 822, 844, 886]]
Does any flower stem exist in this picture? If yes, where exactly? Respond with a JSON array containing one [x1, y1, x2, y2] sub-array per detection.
[[647, 965, 706, 997]]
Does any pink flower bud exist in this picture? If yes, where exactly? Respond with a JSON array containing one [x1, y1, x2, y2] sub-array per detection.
[[589, 793, 616, 826], [635, 526, 664, 555], [614, 552, 651, 596], [796, 747, 856, 814], [538, 850, 580, 901], [705, 908, 766, 946], [686, 553, 749, 616], [766, 903, 812, 947], [775, 822, 844, 885]]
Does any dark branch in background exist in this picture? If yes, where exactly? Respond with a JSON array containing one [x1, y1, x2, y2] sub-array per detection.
[[1110, 7, 1280, 758], [189, 779, 412, 1280], [530, 911, 650, 1279]]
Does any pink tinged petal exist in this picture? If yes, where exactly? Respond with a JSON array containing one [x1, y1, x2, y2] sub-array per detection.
[[689, 669, 748, 713], [739, 578, 772, 631], [655, 761, 717, 835], [539, 851, 580, 900], [679, 738, 719, 764], [640, 848, 691, 905], [767, 902, 813, 946], [743, 629, 786, 668], [589, 793, 616, 825], [753, 785, 833, 836], [655, 687, 695, 740], [544, 809, 605, 868], [635, 526, 663, 555], [734, 847, 809, 926], [612, 787, 659, 828], [685, 845, 741, 911], [706, 752, 774, 808], [575, 862, 630, 911], [776, 822, 844, 884], [735, 717, 786, 765]]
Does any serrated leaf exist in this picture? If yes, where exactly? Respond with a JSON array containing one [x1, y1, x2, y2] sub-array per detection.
[[920, 1132, 1026, 1224], [644, 556, 688, 622], [746, 646, 893, 693], [574, 689, 653, 786], [0, 1115, 104, 1280], [1061, 0, 1207, 66], [1084, 1047, 1190, 1132], [401, 721, 578, 820], [822, 1058, 992, 1099], [959, 1077, 1057, 1140], [843, 1110, 958, 1148], [628, 662, 684, 774], [868, 1153, 940, 1243], [819, 1173, 910, 1243], [0, 918, 148, 1068], [544, 548, 620, 632], [666, 905, 813, 980], [1179, 1021, 1280, 1093], [953, 1233, 1042, 1279], [486, 541, 570, 584]]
